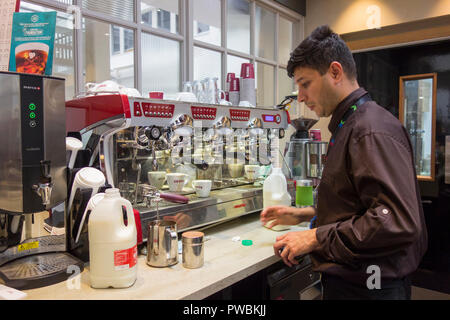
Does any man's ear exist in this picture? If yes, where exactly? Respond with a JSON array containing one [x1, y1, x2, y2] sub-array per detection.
[[328, 61, 344, 82]]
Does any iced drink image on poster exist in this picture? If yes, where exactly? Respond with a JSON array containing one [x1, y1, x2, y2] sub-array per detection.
[[15, 42, 49, 75]]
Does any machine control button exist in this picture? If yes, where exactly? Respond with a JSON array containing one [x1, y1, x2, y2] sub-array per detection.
[[275, 115, 281, 123]]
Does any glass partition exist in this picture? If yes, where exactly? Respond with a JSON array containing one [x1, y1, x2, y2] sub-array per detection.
[[227, 0, 250, 54], [194, 0, 221, 46], [399, 73, 437, 181], [83, 18, 135, 89]]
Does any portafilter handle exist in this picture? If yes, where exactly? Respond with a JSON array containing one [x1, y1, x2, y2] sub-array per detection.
[[159, 193, 189, 204]]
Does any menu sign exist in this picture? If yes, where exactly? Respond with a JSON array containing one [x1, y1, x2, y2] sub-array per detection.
[[9, 11, 56, 76], [0, 0, 20, 72]]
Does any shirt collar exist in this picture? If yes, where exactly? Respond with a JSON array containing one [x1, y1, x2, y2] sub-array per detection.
[[328, 87, 368, 134]]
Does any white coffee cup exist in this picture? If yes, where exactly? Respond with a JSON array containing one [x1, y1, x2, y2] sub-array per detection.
[[148, 171, 166, 189], [244, 165, 260, 181], [175, 92, 198, 102], [228, 164, 244, 178], [191, 180, 212, 198], [238, 100, 255, 108], [166, 173, 188, 192]]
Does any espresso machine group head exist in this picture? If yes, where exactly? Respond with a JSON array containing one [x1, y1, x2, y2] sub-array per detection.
[[0, 72, 83, 290]]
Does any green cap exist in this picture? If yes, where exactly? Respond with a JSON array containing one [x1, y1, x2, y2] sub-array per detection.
[[242, 240, 253, 246]]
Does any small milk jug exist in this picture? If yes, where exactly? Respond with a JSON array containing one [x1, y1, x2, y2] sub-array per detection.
[[263, 167, 291, 208], [88, 188, 137, 288]]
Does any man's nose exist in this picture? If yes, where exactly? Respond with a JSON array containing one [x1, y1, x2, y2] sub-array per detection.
[[297, 90, 306, 103]]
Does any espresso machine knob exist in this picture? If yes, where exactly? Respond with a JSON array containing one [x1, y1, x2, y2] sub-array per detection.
[[145, 126, 162, 140]]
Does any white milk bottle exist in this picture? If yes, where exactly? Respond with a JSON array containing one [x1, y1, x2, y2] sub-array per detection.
[[263, 167, 291, 207], [88, 188, 137, 288], [263, 167, 292, 231]]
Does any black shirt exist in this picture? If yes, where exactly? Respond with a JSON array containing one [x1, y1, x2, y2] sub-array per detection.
[[311, 87, 428, 285]]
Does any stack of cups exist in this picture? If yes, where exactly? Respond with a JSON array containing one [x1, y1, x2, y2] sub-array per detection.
[[229, 77, 240, 106], [239, 63, 256, 107], [225, 73, 235, 94]]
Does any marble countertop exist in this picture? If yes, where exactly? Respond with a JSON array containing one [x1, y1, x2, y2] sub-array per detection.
[[23, 213, 308, 300]]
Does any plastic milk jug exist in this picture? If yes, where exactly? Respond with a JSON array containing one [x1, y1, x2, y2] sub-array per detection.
[[263, 167, 292, 231], [263, 167, 291, 208], [88, 188, 137, 288]]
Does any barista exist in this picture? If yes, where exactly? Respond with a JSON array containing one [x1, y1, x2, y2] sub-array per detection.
[[260, 25, 427, 300]]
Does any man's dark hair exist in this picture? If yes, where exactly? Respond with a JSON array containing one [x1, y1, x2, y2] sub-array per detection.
[[287, 25, 357, 80]]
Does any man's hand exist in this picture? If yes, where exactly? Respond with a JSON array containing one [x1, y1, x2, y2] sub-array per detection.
[[260, 205, 315, 229], [273, 229, 319, 267]]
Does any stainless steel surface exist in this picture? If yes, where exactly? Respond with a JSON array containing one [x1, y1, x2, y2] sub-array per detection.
[[33, 182, 53, 206], [306, 141, 328, 179], [68, 95, 291, 242], [136, 182, 294, 241], [283, 138, 311, 180], [0, 74, 22, 212], [182, 232, 204, 269], [0, 74, 67, 212], [170, 114, 193, 136], [0, 232, 66, 266], [267, 255, 321, 300], [146, 220, 178, 267], [0, 74, 69, 290], [290, 118, 318, 132], [43, 78, 67, 209]]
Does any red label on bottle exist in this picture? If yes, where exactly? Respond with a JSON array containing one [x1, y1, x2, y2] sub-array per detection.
[[114, 245, 137, 270]]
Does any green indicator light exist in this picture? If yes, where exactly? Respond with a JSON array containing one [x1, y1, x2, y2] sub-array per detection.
[[29, 112, 36, 119], [29, 103, 36, 110]]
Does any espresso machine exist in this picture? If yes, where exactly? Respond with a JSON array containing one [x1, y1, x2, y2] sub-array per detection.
[[282, 118, 328, 184], [65, 93, 290, 242], [0, 72, 83, 290]]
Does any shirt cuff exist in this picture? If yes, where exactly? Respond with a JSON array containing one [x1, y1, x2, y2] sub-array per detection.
[[314, 222, 338, 260]]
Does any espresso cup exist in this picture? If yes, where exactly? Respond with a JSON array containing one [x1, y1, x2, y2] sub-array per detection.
[[148, 171, 166, 189], [244, 165, 260, 181], [191, 180, 212, 198], [228, 163, 244, 178], [166, 173, 188, 192]]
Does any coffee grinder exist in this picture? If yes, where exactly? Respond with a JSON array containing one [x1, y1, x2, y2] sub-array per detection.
[[0, 71, 83, 290], [282, 118, 328, 181]]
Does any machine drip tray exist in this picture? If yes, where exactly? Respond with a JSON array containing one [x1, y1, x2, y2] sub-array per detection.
[[0, 252, 84, 290]]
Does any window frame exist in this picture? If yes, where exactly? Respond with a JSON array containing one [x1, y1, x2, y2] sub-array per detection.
[[399, 72, 437, 182], [23, 0, 303, 105]]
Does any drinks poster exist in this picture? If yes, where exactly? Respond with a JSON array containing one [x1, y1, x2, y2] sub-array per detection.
[[0, 0, 20, 72], [9, 11, 56, 76]]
